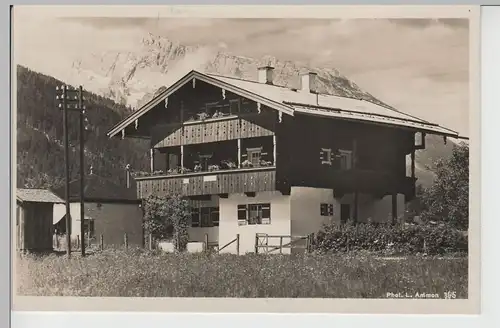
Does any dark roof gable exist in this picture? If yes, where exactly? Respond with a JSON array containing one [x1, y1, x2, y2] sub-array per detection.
[[51, 174, 138, 203], [17, 188, 65, 204], [106, 69, 464, 140]]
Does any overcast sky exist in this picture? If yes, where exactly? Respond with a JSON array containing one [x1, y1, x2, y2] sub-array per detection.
[[13, 10, 470, 136]]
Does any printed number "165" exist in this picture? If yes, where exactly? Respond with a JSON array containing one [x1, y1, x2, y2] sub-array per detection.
[[444, 291, 457, 299]]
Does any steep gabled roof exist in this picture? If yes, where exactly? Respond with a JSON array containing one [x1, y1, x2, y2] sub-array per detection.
[[17, 188, 65, 204], [107, 70, 295, 138], [51, 174, 138, 203], [107, 69, 464, 140]]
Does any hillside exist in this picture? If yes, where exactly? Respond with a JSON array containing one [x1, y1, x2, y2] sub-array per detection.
[[16, 65, 150, 189]]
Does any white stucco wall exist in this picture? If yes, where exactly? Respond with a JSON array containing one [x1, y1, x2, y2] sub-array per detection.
[[218, 191, 291, 254], [290, 187, 339, 236], [53, 203, 87, 238], [53, 202, 143, 246], [290, 188, 406, 235]]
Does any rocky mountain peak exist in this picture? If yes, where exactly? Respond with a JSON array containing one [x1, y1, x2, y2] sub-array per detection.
[[69, 33, 390, 110]]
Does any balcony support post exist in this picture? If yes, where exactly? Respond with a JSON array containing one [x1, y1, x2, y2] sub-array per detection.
[[150, 149, 154, 172], [237, 138, 241, 168], [353, 191, 359, 224], [180, 145, 184, 169], [391, 192, 398, 225], [411, 148, 415, 179], [352, 138, 357, 169], [273, 134, 277, 166]]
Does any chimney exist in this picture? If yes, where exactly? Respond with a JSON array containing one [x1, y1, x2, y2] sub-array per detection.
[[301, 71, 318, 94], [125, 164, 131, 189], [258, 66, 274, 84]]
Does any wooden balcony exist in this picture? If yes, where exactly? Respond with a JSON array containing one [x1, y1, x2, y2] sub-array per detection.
[[136, 167, 277, 199]]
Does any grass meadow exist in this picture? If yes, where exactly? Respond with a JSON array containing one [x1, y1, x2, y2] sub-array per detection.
[[15, 248, 468, 298]]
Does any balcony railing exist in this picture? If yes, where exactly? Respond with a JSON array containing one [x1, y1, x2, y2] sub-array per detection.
[[153, 112, 276, 147], [135, 167, 277, 199]]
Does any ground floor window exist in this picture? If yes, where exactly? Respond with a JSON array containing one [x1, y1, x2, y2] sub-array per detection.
[[191, 207, 219, 228], [320, 203, 334, 216], [237, 203, 271, 225], [83, 219, 95, 238]]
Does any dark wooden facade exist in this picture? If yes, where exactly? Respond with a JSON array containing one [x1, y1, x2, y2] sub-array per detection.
[[130, 78, 419, 201], [276, 114, 416, 199], [16, 201, 54, 252], [137, 167, 276, 199]]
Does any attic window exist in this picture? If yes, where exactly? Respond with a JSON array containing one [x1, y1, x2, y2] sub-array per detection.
[[229, 99, 240, 114]]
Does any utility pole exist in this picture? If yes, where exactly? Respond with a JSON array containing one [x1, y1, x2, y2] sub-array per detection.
[[56, 85, 72, 257], [56, 85, 87, 257], [78, 86, 86, 257]]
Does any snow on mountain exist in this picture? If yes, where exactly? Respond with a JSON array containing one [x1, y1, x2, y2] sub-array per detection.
[[68, 33, 391, 110]]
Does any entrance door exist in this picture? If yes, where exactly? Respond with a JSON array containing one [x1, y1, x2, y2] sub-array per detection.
[[340, 204, 350, 224]]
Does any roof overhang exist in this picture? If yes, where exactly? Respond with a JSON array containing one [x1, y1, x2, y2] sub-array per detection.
[[107, 70, 295, 139], [289, 103, 465, 140], [106, 69, 466, 141]]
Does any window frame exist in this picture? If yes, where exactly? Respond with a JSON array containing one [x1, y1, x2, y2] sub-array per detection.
[[83, 218, 95, 238], [191, 207, 200, 227], [229, 98, 240, 114], [246, 147, 263, 166], [237, 203, 271, 226], [320, 203, 334, 216], [198, 153, 213, 171], [320, 148, 333, 165], [191, 206, 219, 228], [338, 149, 353, 170]]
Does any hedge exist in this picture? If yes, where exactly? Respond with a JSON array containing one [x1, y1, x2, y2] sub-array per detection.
[[311, 221, 468, 256]]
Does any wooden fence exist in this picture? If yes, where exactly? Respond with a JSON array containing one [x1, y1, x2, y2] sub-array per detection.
[[254, 233, 315, 254], [52, 233, 154, 252], [52, 232, 312, 255], [52, 233, 241, 254]]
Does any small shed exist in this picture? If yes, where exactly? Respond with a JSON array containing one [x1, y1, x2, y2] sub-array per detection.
[[16, 188, 64, 253], [52, 173, 143, 247]]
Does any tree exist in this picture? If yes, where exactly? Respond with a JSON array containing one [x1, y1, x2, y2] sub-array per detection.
[[420, 142, 469, 230], [143, 194, 190, 252], [23, 172, 64, 190]]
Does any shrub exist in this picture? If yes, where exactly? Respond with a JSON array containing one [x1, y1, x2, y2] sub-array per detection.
[[312, 221, 467, 256], [419, 143, 469, 230], [142, 194, 190, 252]]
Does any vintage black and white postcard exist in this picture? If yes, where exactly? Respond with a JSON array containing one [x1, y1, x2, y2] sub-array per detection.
[[11, 5, 480, 314]]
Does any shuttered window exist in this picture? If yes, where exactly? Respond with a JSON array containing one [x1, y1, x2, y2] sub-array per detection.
[[320, 203, 334, 216], [191, 207, 220, 228], [237, 205, 247, 225], [211, 207, 220, 227], [191, 208, 200, 227], [238, 203, 271, 225]]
